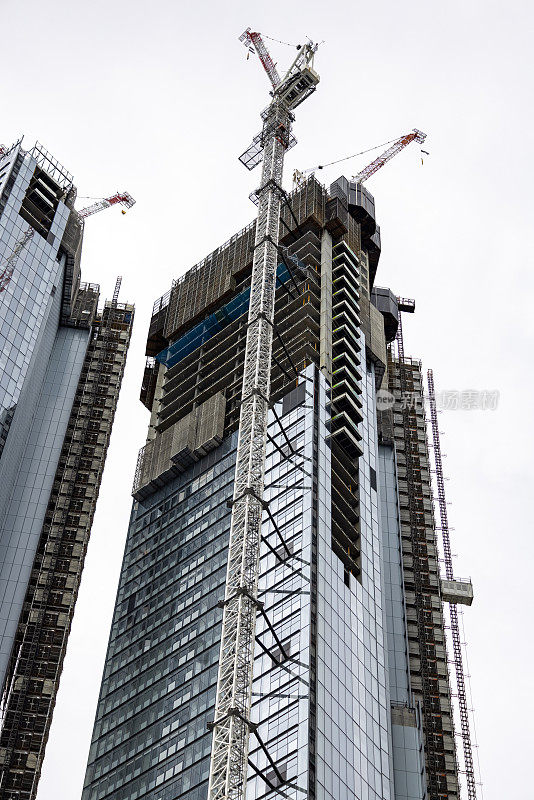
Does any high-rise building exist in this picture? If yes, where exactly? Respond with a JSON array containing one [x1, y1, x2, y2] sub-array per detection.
[[82, 175, 474, 800], [0, 139, 134, 798]]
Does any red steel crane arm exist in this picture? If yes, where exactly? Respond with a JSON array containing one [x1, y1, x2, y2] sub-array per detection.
[[78, 191, 136, 219], [239, 28, 281, 89], [353, 129, 426, 183]]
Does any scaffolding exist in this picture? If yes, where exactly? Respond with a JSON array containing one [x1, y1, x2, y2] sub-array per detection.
[[0, 283, 133, 799], [393, 312, 459, 799], [427, 369, 477, 800]]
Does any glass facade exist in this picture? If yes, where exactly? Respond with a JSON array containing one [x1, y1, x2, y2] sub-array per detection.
[[84, 376, 316, 800], [82, 172, 454, 800], [379, 446, 411, 706], [84, 363, 419, 800], [315, 361, 392, 800], [0, 145, 70, 458], [248, 375, 314, 799], [0, 139, 135, 800], [83, 439, 237, 800], [0, 144, 80, 686], [0, 294, 89, 682]]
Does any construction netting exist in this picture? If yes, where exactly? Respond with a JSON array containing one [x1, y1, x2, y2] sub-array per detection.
[[156, 261, 294, 370]]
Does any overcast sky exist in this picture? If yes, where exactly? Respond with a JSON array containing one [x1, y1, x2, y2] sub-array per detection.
[[3, 0, 533, 798]]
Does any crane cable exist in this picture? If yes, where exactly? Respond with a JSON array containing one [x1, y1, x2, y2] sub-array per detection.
[[261, 33, 300, 48], [302, 136, 402, 175]]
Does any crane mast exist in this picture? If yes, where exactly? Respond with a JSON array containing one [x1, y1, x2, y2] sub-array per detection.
[[207, 30, 319, 800]]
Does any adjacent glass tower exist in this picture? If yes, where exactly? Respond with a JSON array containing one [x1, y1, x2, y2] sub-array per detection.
[[83, 176, 467, 800], [0, 139, 134, 799]]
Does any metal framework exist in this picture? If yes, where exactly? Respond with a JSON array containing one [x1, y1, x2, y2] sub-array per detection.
[[207, 30, 318, 800], [112, 275, 122, 304], [427, 369, 477, 800], [352, 129, 427, 183], [293, 127, 427, 188], [239, 28, 281, 89], [78, 192, 135, 219], [0, 280, 130, 798], [30, 142, 74, 190], [0, 227, 34, 293], [395, 311, 453, 799], [1, 189, 132, 295]]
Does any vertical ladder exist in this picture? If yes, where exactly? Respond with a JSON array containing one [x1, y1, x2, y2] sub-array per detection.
[[428, 369, 477, 800]]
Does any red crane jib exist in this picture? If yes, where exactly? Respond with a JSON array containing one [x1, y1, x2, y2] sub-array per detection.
[[353, 129, 427, 184], [242, 29, 281, 89]]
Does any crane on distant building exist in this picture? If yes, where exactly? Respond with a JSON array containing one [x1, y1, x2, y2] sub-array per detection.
[[0, 228, 34, 293], [207, 28, 319, 800], [78, 191, 136, 218], [1, 191, 136, 295], [293, 128, 427, 188]]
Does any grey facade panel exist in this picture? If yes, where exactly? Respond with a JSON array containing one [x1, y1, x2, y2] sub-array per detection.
[[0, 145, 71, 486], [0, 319, 89, 684], [379, 444, 426, 800], [379, 444, 411, 705]]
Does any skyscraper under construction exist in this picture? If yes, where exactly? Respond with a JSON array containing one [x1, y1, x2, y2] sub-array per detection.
[[81, 171, 475, 800], [0, 139, 134, 798]]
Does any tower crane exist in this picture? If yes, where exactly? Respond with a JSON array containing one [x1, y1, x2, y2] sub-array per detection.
[[352, 129, 426, 182], [1, 142, 135, 218], [293, 128, 427, 188], [0, 228, 34, 293], [207, 29, 319, 800], [1, 191, 136, 295], [1, 142, 135, 217], [77, 191, 136, 219], [239, 29, 281, 88]]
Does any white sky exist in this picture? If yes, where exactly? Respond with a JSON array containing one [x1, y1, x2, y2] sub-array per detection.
[[3, 0, 533, 798]]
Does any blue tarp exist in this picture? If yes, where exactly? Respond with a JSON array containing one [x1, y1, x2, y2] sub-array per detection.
[[156, 261, 295, 370]]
